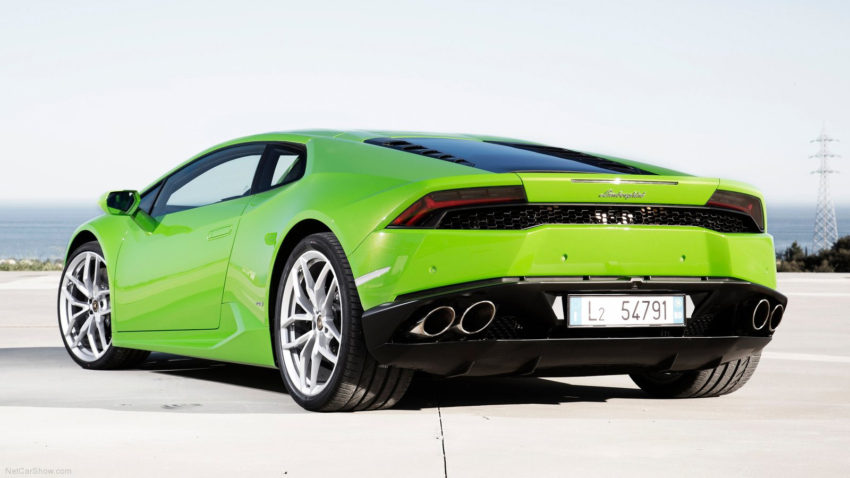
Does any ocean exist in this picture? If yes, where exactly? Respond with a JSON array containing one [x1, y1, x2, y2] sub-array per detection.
[[768, 205, 850, 254], [0, 204, 848, 260], [0, 205, 101, 260]]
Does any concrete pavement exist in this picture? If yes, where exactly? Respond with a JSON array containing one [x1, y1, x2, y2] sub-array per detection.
[[0, 272, 848, 477]]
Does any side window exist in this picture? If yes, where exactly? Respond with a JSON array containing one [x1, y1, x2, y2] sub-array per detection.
[[151, 144, 265, 217], [138, 182, 162, 214], [271, 153, 302, 187], [255, 145, 306, 192], [166, 155, 259, 207]]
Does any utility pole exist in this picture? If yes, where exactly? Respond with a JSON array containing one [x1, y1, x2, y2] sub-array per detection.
[[811, 127, 840, 252]]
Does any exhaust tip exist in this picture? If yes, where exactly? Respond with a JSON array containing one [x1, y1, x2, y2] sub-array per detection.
[[454, 300, 497, 335], [752, 299, 770, 331], [769, 304, 784, 332], [409, 306, 455, 338]]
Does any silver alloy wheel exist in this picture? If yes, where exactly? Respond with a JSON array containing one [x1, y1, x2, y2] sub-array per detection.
[[279, 249, 342, 396], [59, 251, 112, 362]]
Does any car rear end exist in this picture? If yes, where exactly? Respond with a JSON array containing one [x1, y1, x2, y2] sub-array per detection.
[[347, 136, 786, 378]]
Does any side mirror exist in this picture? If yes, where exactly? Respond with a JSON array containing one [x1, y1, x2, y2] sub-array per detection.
[[100, 190, 140, 216]]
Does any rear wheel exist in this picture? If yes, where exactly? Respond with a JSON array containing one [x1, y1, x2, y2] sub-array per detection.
[[57, 241, 149, 369], [630, 352, 761, 398], [273, 232, 413, 412]]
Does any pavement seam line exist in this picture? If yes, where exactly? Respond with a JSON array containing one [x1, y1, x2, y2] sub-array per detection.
[[438, 401, 448, 478]]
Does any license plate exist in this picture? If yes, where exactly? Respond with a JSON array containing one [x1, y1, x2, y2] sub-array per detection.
[[568, 295, 685, 327]]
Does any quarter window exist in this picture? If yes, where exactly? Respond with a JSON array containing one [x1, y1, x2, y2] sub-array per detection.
[[271, 154, 302, 186], [254, 144, 306, 192]]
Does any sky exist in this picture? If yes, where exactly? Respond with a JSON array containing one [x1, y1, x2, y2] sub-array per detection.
[[1, 0, 849, 206]]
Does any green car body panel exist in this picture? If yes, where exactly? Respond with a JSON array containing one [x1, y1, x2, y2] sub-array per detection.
[[65, 130, 778, 369]]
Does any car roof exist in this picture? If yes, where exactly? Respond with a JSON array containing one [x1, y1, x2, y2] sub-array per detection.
[[140, 129, 689, 195], [258, 129, 543, 145]]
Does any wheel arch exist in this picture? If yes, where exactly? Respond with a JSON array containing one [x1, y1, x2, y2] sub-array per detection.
[[66, 229, 99, 262], [64, 217, 131, 298], [267, 218, 334, 366]]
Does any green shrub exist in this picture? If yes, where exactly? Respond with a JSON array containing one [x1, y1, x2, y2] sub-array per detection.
[[776, 236, 850, 272]]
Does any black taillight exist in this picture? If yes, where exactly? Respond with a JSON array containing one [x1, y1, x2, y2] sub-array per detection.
[[390, 186, 526, 227], [706, 190, 765, 231]]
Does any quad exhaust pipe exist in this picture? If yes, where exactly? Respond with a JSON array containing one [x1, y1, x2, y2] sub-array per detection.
[[452, 301, 497, 335], [408, 306, 456, 338], [769, 304, 784, 332], [752, 299, 784, 332], [752, 299, 770, 331], [408, 301, 497, 338]]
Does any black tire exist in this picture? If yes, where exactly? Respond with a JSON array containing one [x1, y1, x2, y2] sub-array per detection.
[[273, 232, 413, 412], [57, 241, 150, 370], [630, 352, 761, 398]]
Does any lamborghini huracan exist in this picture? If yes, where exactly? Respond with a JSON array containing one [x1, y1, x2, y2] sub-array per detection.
[[58, 130, 786, 411]]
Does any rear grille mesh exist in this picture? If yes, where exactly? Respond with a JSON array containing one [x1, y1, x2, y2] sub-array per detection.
[[435, 204, 760, 234]]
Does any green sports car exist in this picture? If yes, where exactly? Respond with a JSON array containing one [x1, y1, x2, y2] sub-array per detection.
[[58, 130, 786, 411]]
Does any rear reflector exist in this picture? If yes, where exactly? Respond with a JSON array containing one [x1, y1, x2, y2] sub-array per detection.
[[706, 190, 764, 231], [390, 186, 526, 227]]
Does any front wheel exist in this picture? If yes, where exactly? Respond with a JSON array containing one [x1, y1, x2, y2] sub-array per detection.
[[630, 352, 761, 398], [273, 232, 413, 412], [57, 241, 149, 369]]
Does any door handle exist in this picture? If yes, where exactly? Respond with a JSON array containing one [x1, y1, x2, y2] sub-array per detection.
[[207, 225, 233, 240]]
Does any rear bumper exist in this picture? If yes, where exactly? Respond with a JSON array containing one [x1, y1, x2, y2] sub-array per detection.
[[361, 276, 786, 377], [369, 336, 770, 377]]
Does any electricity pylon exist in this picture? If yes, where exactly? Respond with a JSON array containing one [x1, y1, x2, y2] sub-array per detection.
[[811, 127, 840, 252]]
